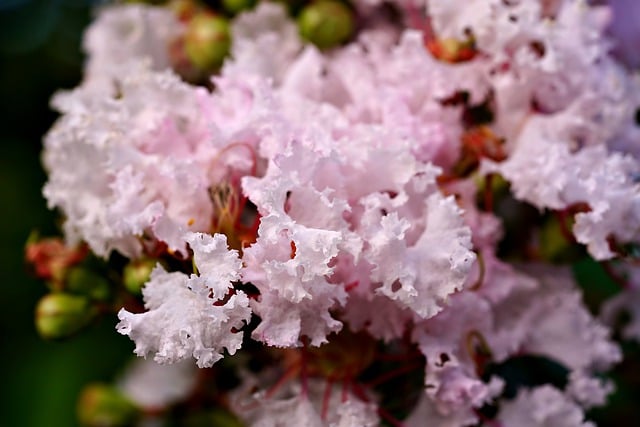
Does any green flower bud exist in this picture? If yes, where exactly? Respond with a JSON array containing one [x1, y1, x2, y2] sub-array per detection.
[[67, 267, 112, 302], [35, 293, 97, 340], [184, 409, 244, 427], [210, 409, 244, 427], [297, 0, 354, 50], [123, 259, 156, 295], [123, 0, 166, 4], [274, 0, 308, 15], [539, 214, 583, 263], [184, 13, 231, 74], [222, 0, 256, 15], [168, 0, 204, 22], [77, 384, 138, 427]]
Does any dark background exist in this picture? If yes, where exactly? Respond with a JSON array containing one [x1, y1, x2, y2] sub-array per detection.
[[0, 1, 133, 425], [0, 1, 638, 426]]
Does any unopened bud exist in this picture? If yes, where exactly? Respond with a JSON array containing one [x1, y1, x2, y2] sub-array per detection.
[[426, 37, 477, 63], [25, 234, 87, 288], [168, 0, 204, 22], [122, 0, 166, 4], [222, 0, 256, 15], [184, 13, 231, 74], [67, 267, 112, 301], [35, 293, 97, 340], [123, 259, 156, 295], [184, 409, 244, 427], [210, 409, 245, 427], [297, 0, 354, 50], [78, 384, 138, 427]]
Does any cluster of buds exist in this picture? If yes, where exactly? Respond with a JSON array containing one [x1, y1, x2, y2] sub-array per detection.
[[164, 0, 354, 82]]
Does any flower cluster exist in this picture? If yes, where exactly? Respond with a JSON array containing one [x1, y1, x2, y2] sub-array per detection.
[[29, 0, 640, 426]]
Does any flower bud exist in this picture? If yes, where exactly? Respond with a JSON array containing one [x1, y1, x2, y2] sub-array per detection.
[[168, 0, 204, 22], [77, 384, 138, 427], [67, 267, 112, 302], [184, 13, 231, 74], [25, 234, 87, 289], [222, 0, 256, 15], [297, 0, 354, 50], [426, 37, 477, 63], [123, 259, 156, 295], [184, 409, 244, 427], [123, 0, 166, 4], [35, 293, 97, 340]]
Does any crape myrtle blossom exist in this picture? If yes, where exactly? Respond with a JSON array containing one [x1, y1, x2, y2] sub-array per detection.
[[43, 67, 217, 257], [83, 4, 182, 92], [117, 358, 198, 410], [116, 233, 251, 368], [35, 0, 640, 426], [497, 385, 595, 427]]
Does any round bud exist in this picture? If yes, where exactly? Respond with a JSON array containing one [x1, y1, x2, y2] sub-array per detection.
[[183, 409, 244, 427], [184, 13, 231, 74], [67, 267, 112, 302], [35, 293, 97, 340], [168, 0, 204, 22], [297, 0, 354, 50], [78, 384, 138, 427], [123, 259, 156, 295], [123, 0, 166, 4], [222, 0, 256, 15]]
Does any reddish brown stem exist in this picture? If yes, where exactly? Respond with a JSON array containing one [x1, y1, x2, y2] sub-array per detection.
[[301, 338, 310, 397], [470, 250, 485, 291], [351, 383, 405, 427], [265, 362, 300, 399], [484, 173, 494, 212], [555, 210, 576, 244], [599, 261, 630, 290], [321, 378, 334, 420], [364, 362, 424, 388]]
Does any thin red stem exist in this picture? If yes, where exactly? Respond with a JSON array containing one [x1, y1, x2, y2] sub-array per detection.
[[555, 210, 576, 244], [301, 338, 309, 398], [364, 362, 424, 388], [341, 379, 349, 403], [351, 383, 405, 427], [470, 250, 485, 291], [321, 378, 334, 420], [484, 173, 494, 212], [265, 362, 300, 399], [600, 261, 630, 290]]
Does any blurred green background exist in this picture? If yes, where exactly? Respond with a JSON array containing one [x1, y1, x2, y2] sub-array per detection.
[[0, 1, 134, 426], [0, 1, 639, 426]]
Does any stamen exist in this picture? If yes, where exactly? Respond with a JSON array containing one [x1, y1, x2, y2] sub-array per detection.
[[321, 378, 334, 420], [470, 251, 485, 291], [465, 330, 493, 376]]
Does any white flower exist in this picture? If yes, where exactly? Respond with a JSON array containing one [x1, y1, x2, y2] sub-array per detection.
[[225, 2, 302, 84], [43, 67, 216, 257], [497, 386, 595, 427], [231, 377, 378, 427], [116, 234, 251, 368], [83, 4, 181, 92], [117, 359, 197, 410]]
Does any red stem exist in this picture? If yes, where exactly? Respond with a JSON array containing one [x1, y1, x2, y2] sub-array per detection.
[[364, 362, 424, 388], [265, 362, 300, 399], [351, 383, 405, 427], [321, 378, 334, 420], [599, 261, 630, 290], [301, 338, 309, 398], [484, 174, 494, 212], [555, 210, 576, 244]]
